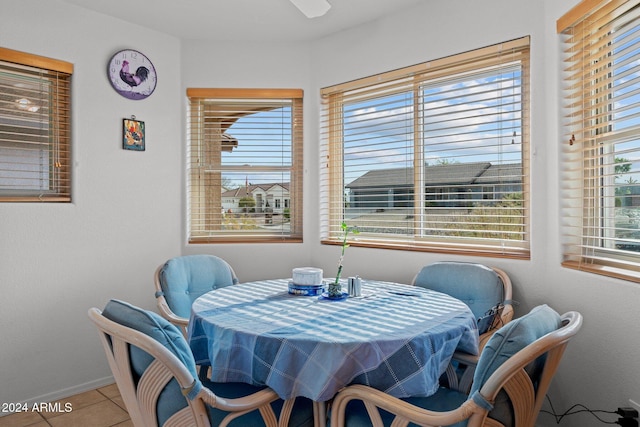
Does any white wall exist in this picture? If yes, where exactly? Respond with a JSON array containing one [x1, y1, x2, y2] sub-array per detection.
[[307, 1, 640, 426], [0, 0, 183, 405], [2, 1, 640, 426], [180, 40, 315, 280]]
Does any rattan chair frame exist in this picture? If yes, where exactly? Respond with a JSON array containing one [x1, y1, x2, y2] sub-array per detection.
[[88, 307, 283, 427], [481, 267, 515, 348], [413, 264, 515, 394], [153, 264, 190, 337]]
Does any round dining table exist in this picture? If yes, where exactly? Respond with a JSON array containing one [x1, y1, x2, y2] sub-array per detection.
[[188, 278, 478, 406]]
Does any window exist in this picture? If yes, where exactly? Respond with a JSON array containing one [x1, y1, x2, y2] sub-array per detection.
[[559, 0, 640, 282], [187, 88, 303, 243], [0, 47, 72, 202], [320, 37, 530, 258]]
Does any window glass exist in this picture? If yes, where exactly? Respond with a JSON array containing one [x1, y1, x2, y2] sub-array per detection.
[[187, 89, 303, 243], [559, 0, 640, 281], [0, 48, 72, 202], [321, 38, 530, 258]]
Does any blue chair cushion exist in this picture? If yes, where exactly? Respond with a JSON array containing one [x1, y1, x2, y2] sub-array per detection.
[[469, 304, 562, 425], [159, 255, 239, 318], [413, 262, 504, 321], [470, 304, 561, 394], [102, 299, 201, 426]]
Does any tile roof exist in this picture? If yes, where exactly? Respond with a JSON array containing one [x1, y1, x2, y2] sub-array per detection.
[[346, 162, 521, 188], [221, 182, 290, 197]]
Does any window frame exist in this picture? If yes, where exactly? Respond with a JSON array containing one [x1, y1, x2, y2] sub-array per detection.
[[186, 88, 303, 244], [320, 37, 530, 259], [558, 0, 640, 283], [0, 47, 73, 202]]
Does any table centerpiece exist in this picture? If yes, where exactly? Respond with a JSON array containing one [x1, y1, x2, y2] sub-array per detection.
[[327, 222, 359, 298]]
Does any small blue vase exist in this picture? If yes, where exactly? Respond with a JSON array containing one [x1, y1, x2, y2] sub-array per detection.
[[327, 282, 342, 298]]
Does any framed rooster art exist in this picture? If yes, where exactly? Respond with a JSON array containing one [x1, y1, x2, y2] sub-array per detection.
[[123, 118, 145, 151], [108, 49, 157, 100]]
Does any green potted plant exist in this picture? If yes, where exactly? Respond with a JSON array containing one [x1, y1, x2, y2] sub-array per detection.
[[328, 222, 359, 298]]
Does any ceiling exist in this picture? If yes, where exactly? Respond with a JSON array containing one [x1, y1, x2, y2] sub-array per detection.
[[60, 0, 426, 42]]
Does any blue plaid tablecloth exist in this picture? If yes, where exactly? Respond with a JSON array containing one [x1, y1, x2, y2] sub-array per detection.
[[188, 279, 478, 402]]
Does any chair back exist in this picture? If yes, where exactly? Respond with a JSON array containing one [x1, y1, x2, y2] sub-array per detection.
[[88, 299, 208, 427], [154, 255, 239, 334], [467, 306, 583, 427], [413, 262, 514, 337], [413, 262, 504, 320]]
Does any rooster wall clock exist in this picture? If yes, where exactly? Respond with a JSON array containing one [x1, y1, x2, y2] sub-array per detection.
[[107, 49, 157, 100]]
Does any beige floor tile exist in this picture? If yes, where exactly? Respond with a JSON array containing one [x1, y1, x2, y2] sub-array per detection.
[[112, 420, 134, 427], [0, 411, 46, 427], [39, 389, 107, 420], [46, 400, 129, 427], [97, 384, 120, 400], [110, 396, 127, 412]]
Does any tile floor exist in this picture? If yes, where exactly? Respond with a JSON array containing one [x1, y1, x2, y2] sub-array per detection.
[[0, 384, 131, 427]]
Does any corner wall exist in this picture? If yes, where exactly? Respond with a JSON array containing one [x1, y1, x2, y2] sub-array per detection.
[[180, 40, 315, 280], [2, 2, 639, 425], [0, 0, 183, 404], [308, 1, 640, 426]]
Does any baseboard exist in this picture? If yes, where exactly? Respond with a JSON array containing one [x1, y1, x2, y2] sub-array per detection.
[[0, 376, 115, 417]]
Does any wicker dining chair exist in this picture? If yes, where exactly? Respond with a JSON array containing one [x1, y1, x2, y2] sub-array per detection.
[[412, 262, 515, 346], [412, 262, 516, 393], [330, 305, 582, 427], [89, 299, 313, 427], [154, 254, 239, 337]]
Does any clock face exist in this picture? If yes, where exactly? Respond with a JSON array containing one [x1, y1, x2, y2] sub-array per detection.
[[107, 49, 157, 100]]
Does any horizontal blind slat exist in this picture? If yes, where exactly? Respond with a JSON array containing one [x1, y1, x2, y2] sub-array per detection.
[[0, 50, 71, 202], [560, 0, 640, 280], [320, 37, 529, 257], [187, 90, 303, 242]]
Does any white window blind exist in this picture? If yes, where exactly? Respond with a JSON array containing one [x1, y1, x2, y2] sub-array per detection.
[[559, 0, 640, 282], [320, 37, 530, 258], [0, 47, 72, 202], [187, 88, 303, 243]]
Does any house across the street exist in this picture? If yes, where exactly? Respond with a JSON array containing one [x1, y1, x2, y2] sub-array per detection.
[[222, 183, 290, 214], [345, 162, 523, 209]]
